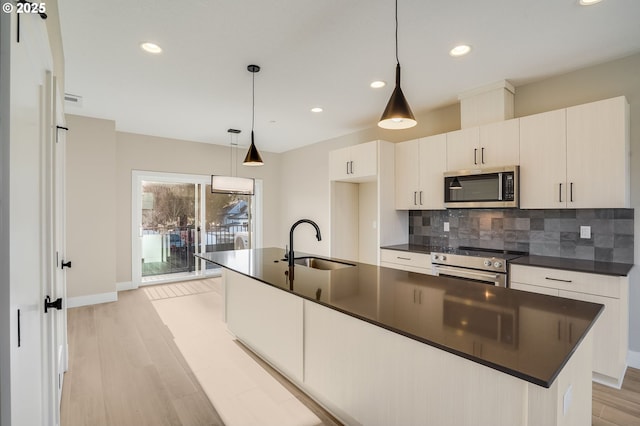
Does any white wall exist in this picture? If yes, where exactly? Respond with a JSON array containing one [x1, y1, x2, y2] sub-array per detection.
[[65, 115, 117, 300]]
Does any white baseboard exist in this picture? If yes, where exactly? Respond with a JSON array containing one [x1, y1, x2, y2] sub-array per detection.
[[628, 350, 640, 369], [66, 291, 118, 308], [116, 281, 136, 291]]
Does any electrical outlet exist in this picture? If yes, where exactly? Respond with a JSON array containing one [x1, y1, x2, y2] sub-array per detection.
[[580, 226, 591, 239], [444, 222, 450, 232]]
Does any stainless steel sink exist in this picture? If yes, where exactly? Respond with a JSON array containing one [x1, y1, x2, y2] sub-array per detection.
[[293, 257, 355, 270]]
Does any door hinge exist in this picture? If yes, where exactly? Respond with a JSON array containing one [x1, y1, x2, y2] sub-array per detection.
[[44, 296, 63, 313]]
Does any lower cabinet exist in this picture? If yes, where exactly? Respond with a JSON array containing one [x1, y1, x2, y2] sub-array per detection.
[[225, 267, 594, 425], [225, 270, 304, 382], [510, 264, 629, 388], [380, 249, 433, 275]]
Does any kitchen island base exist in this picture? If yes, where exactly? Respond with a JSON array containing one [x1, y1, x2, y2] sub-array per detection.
[[224, 269, 593, 426]]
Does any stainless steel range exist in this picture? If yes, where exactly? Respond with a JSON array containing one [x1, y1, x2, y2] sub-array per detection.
[[430, 247, 527, 288]]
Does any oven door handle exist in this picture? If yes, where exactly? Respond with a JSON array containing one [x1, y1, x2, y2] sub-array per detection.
[[434, 265, 500, 282]]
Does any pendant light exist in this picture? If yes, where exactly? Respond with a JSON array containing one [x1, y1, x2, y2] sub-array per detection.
[[211, 129, 255, 195], [243, 64, 265, 166], [378, 0, 417, 130]]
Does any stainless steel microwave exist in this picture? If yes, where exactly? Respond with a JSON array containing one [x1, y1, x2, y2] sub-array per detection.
[[444, 166, 519, 208]]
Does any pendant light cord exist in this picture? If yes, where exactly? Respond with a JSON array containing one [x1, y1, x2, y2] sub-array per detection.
[[395, 0, 399, 66], [251, 71, 255, 133]]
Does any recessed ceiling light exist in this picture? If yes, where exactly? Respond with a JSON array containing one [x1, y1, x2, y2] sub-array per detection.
[[140, 42, 162, 54], [370, 81, 386, 89], [579, 0, 602, 5], [311, 107, 323, 113], [449, 45, 471, 57]]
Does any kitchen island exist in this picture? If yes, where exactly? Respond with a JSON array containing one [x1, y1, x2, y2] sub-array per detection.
[[197, 248, 603, 426]]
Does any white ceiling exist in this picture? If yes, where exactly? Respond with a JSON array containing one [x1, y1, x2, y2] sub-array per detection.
[[58, 0, 640, 153]]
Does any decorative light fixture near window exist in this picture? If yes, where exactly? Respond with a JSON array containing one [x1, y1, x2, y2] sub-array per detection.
[[243, 65, 265, 166], [211, 129, 255, 195], [378, 0, 417, 130]]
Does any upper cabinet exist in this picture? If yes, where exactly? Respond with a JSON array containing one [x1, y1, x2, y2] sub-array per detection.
[[566, 96, 630, 208], [520, 96, 629, 209], [395, 134, 446, 210], [519, 109, 567, 209], [329, 141, 378, 182], [446, 119, 519, 171]]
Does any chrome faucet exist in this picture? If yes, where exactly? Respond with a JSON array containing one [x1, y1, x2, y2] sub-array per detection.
[[288, 219, 322, 266]]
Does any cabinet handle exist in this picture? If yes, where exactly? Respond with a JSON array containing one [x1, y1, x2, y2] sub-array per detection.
[[570, 182, 574, 202], [397, 256, 411, 260], [414, 191, 417, 205], [346, 161, 349, 175], [559, 183, 563, 203], [413, 289, 417, 303], [545, 277, 572, 283], [474, 148, 478, 165], [569, 323, 573, 344], [557, 320, 562, 341], [419, 191, 423, 205], [481, 147, 485, 164]]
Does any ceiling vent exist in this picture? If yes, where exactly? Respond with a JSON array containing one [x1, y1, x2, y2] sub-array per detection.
[[458, 80, 514, 128], [64, 93, 83, 107]]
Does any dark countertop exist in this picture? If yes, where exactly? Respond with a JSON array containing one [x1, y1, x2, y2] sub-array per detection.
[[196, 247, 603, 388], [380, 244, 436, 254], [382, 244, 634, 276], [511, 255, 634, 277]]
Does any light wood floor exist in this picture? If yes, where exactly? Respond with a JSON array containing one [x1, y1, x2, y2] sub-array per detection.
[[61, 283, 640, 426], [593, 368, 640, 425], [60, 287, 224, 426]]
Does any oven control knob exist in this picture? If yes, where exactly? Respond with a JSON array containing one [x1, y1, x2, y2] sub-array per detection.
[[494, 261, 503, 268], [433, 255, 439, 261], [440, 255, 446, 261], [483, 259, 492, 267]]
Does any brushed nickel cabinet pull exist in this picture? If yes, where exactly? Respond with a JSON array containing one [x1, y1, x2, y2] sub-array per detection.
[[397, 256, 411, 261]]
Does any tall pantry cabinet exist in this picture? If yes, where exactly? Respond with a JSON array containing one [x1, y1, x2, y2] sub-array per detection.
[[329, 141, 407, 265]]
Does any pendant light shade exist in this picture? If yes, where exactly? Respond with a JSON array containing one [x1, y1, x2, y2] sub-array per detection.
[[243, 130, 264, 166], [378, 64, 416, 129], [378, 0, 417, 130], [243, 64, 265, 166]]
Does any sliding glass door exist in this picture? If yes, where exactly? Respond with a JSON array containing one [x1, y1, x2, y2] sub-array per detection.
[[133, 171, 260, 285]]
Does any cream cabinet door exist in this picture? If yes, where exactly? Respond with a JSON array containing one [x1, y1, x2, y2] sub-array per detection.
[[328, 146, 351, 181], [446, 127, 480, 170], [395, 139, 420, 209], [558, 289, 622, 383], [479, 118, 519, 168], [418, 134, 447, 209], [519, 109, 567, 209], [566, 96, 629, 208], [329, 141, 378, 182], [350, 140, 378, 180]]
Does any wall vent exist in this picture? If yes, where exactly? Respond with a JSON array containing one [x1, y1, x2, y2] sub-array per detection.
[[64, 93, 83, 107]]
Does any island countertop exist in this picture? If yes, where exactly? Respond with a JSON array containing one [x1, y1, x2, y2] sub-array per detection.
[[196, 247, 603, 388]]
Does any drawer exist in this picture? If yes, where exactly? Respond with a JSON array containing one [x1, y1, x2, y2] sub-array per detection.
[[380, 249, 432, 269], [510, 264, 620, 299]]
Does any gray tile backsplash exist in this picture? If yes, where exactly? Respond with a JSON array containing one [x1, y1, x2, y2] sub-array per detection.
[[409, 209, 634, 264]]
